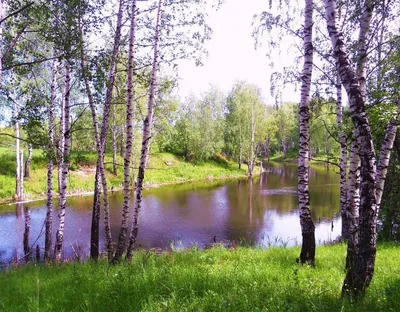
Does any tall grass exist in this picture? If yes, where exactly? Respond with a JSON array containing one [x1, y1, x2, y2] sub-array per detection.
[[1, 244, 400, 311]]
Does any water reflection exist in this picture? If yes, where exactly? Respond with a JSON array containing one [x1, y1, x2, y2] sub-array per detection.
[[0, 162, 341, 265]]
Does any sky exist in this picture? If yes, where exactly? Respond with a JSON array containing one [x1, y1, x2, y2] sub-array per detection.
[[177, 0, 297, 104]]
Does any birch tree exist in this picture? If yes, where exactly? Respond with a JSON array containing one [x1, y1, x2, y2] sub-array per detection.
[[113, 0, 137, 262], [54, 61, 71, 262], [44, 56, 57, 262], [335, 74, 348, 240], [79, 0, 124, 261], [126, 0, 162, 261], [297, 0, 315, 265], [323, 0, 399, 297]]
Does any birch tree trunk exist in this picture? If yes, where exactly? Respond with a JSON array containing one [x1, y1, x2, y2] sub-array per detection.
[[265, 137, 270, 162], [345, 140, 360, 270], [336, 74, 348, 239], [297, 0, 315, 265], [112, 104, 117, 176], [80, 28, 101, 261], [19, 150, 23, 200], [58, 74, 65, 195], [113, 0, 137, 262], [120, 124, 125, 157], [248, 103, 255, 177], [24, 144, 32, 178], [44, 57, 57, 262], [0, 0, 4, 85], [282, 140, 287, 159], [375, 99, 399, 215], [14, 101, 22, 201], [126, 0, 162, 261], [80, 0, 124, 261], [23, 207, 31, 263], [54, 61, 71, 262], [91, 162, 101, 260], [98, 0, 125, 261]]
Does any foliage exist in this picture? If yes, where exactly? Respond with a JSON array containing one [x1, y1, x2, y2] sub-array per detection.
[[224, 81, 265, 165], [164, 87, 225, 162]]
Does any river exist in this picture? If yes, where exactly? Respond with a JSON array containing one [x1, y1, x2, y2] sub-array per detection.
[[0, 162, 341, 266]]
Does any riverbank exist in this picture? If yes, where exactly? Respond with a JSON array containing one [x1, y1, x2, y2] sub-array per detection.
[[2, 243, 399, 311], [0, 150, 248, 204]]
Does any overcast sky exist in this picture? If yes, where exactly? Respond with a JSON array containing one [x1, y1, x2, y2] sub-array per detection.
[[177, 0, 297, 104]]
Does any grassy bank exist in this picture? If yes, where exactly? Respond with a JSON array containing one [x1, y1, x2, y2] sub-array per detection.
[[1, 244, 400, 311], [0, 148, 247, 203]]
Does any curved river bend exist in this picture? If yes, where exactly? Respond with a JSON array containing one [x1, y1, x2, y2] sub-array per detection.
[[0, 162, 341, 265]]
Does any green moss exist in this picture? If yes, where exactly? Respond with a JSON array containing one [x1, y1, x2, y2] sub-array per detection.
[[1, 244, 400, 311]]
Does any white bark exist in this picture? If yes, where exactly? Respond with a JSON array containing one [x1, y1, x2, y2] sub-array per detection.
[[375, 99, 399, 215], [54, 62, 71, 262], [14, 100, 22, 200], [112, 104, 117, 176], [336, 74, 348, 239], [24, 143, 32, 178], [79, 25, 102, 261], [345, 139, 360, 269], [0, 0, 4, 85], [127, 0, 162, 260], [58, 72, 65, 195], [45, 57, 56, 262], [23, 207, 31, 263], [19, 150, 23, 200], [114, 0, 137, 262], [298, 0, 315, 265], [248, 103, 255, 176], [355, 0, 373, 103]]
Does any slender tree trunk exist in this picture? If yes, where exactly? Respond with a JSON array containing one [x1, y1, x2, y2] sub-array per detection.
[[23, 207, 31, 263], [282, 140, 287, 159], [113, 0, 137, 262], [375, 98, 399, 215], [0, 0, 3, 85], [14, 101, 21, 200], [54, 62, 71, 262], [112, 104, 118, 176], [58, 74, 65, 195], [336, 74, 348, 239], [91, 162, 101, 260], [298, 0, 315, 266], [126, 0, 162, 261], [345, 140, 360, 270], [98, 0, 125, 261], [19, 151, 23, 200], [265, 137, 270, 162], [238, 145, 242, 169], [24, 144, 32, 178], [248, 103, 255, 177], [80, 28, 101, 261], [120, 124, 125, 157], [44, 57, 56, 262]]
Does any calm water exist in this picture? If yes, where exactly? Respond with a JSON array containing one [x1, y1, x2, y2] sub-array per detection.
[[0, 162, 341, 265]]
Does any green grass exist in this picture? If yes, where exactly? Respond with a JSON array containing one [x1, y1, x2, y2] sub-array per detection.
[[0, 148, 247, 203], [1, 244, 400, 311]]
